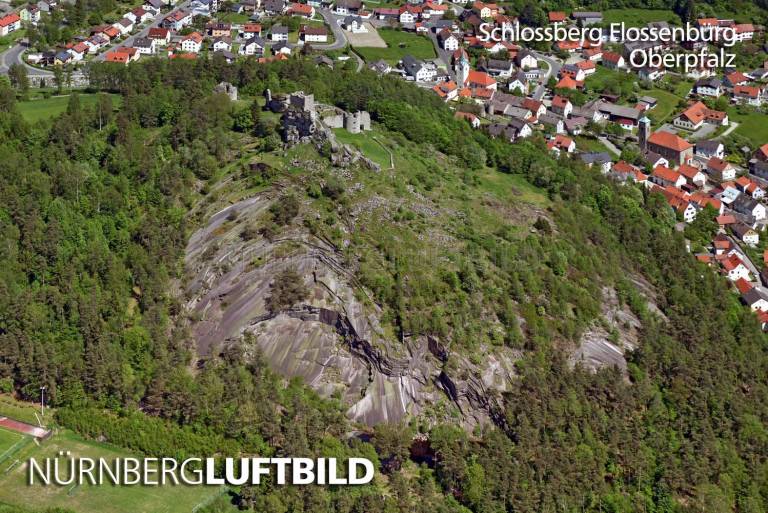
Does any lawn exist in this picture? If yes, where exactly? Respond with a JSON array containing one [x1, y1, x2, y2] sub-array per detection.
[[477, 170, 550, 208], [0, 29, 26, 52], [353, 28, 436, 64], [217, 12, 251, 23], [574, 135, 613, 154], [585, 66, 635, 95], [603, 9, 679, 27], [333, 128, 393, 168], [638, 88, 685, 126], [725, 108, 768, 147], [0, 431, 225, 513], [18, 93, 123, 123]]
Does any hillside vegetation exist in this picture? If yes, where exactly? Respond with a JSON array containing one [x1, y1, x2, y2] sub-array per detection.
[[0, 58, 767, 513]]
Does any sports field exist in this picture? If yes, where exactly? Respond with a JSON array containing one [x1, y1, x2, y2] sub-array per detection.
[[354, 28, 436, 64], [0, 428, 27, 467], [0, 431, 225, 513]]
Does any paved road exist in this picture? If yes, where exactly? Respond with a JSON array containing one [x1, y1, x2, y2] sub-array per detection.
[[313, 8, 348, 51], [531, 51, 560, 101], [598, 136, 622, 156], [0, 42, 57, 79]]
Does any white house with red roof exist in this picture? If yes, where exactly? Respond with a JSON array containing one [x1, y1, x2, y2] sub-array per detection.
[[0, 13, 21, 36]]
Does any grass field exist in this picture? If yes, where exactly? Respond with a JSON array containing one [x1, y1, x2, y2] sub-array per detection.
[[725, 108, 768, 147], [354, 28, 436, 64], [0, 431, 224, 513], [574, 135, 613, 154], [639, 88, 685, 126], [0, 428, 27, 468], [18, 94, 123, 123], [603, 9, 679, 27], [333, 128, 393, 168], [0, 396, 48, 426]]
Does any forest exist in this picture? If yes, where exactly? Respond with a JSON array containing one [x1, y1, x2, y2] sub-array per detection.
[[0, 56, 768, 513]]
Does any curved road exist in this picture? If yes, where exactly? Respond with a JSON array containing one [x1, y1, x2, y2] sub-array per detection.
[[0, 42, 56, 79]]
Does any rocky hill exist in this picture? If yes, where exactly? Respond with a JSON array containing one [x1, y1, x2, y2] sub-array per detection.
[[178, 122, 657, 429]]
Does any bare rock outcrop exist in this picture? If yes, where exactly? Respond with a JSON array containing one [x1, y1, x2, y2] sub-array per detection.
[[181, 195, 512, 427]]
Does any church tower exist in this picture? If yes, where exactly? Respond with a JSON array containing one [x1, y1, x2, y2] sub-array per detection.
[[455, 52, 470, 87], [638, 116, 651, 151]]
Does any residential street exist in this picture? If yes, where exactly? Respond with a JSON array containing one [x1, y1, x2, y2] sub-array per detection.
[[313, 8, 348, 52], [0, 42, 56, 79], [531, 51, 560, 101], [93, 0, 194, 62]]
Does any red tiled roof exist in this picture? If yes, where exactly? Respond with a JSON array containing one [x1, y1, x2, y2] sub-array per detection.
[[548, 11, 566, 22], [735, 277, 753, 294], [648, 131, 693, 152]]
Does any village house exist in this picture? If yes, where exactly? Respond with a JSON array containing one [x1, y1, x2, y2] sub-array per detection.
[[547, 134, 575, 154], [733, 85, 763, 106], [602, 51, 625, 70], [651, 165, 687, 188], [263, 0, 286, 15], [539, 113, 565, 133], [0, 13, 21, 37], [270, 24, 289, 42], [212, 36, 232, 52], [287, 2, 315, 17], [695, 140, 725, 159], [113, 17, 134, 35], [706, 157, 736, 181], [472, 1, 498, 19], [300, 25, 328, 43], [580, 152, 612, 173], [678, 164, 707, 187], [693, 77, 723, 97], [548, 11, 566, 23], [180, 32, 203, 53], [722, 253, 751, 282], [724, 71, 750, 88], [735, 176, 765, 199], [454, 111, 481, 128], [334, 0, 362, 15], [550, 95, 572, 118], [732, 223, 760, 246], [241, 23, 262, 38], [437, 28, 459, 51], [733, 195, 767, 221], [515, 49, 537, 70], [132, 37, 156, 55], [402, 55, 437, 82], [19, 5, 41, 24], [433, 81, 459, 101], [673, 101, 728, 130], [342, 15, 366, 32], [148, 27, 171, 45], [610, 161, 647, 185], [206, 22, 231, 37], [741, 286, 768, 312], [571, 11, 602, 25], [239, 36, 265, 55], [162, 10, 192, 31]]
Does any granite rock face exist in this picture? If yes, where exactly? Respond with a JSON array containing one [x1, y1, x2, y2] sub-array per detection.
[[182, 195, 513, 427]]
